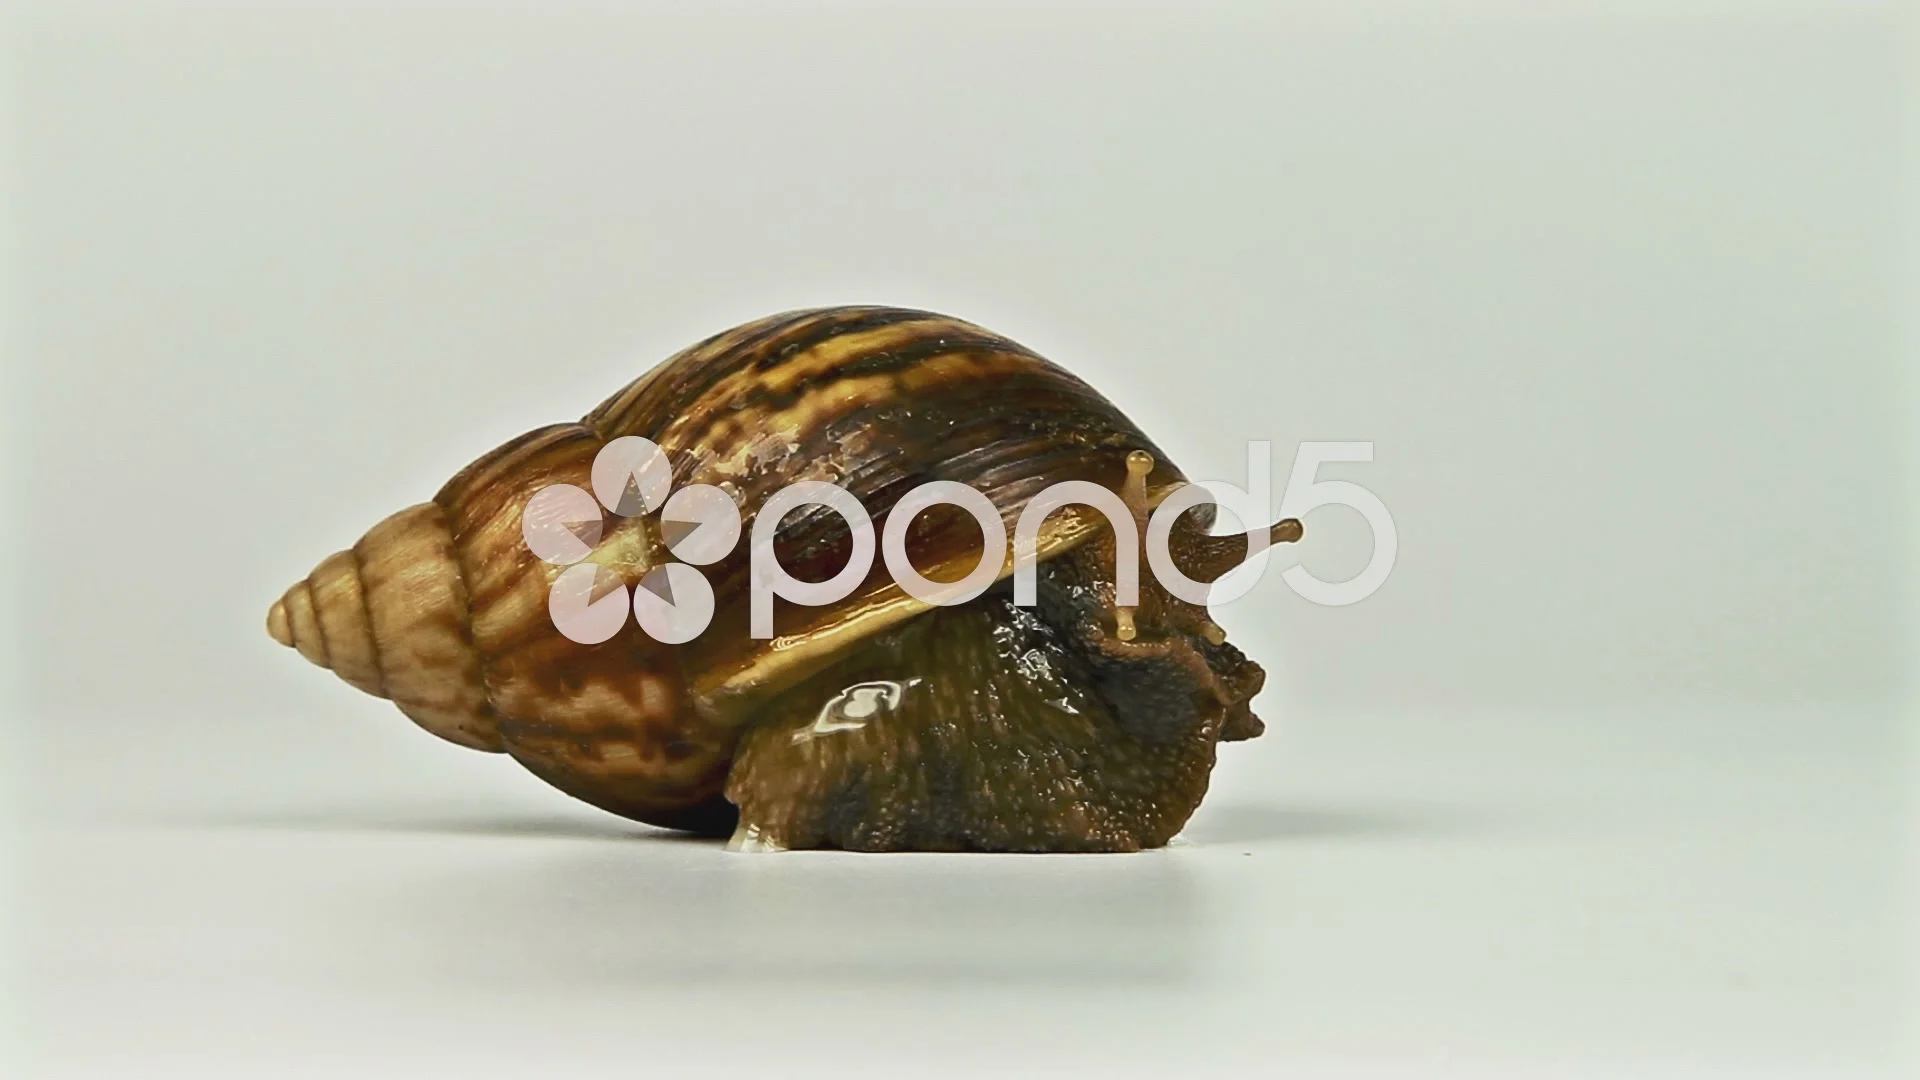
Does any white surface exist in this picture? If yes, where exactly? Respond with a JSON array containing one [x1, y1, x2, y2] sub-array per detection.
[[21, 703, 1912, 1078]]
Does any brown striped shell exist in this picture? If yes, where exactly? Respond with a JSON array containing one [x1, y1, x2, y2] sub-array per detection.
[[269, 306, 1289, 846]]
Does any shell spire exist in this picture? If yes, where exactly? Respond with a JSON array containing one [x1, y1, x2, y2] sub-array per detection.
[[268, 503, 501, 752]]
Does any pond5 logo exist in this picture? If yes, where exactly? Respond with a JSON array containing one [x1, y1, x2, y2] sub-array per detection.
[[522, 439, 1397, 645], [519, 436, 741, 645]]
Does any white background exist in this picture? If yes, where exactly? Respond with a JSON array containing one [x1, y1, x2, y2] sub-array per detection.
[[3, 1, 1915, 1076]]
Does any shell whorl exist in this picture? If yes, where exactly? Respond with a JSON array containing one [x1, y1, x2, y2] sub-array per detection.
[[268, 503, 501, 752]]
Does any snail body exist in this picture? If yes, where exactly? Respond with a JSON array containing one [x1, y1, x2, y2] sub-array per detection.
[[268, 307, 1299, 851]]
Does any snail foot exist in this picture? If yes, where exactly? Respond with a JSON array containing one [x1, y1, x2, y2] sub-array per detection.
[[725, 821, 788, 854]]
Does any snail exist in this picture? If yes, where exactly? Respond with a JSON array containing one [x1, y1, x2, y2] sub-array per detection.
[[267, 306, 1302, 852]]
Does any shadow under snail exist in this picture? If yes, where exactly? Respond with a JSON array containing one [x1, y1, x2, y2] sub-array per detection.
[[267, 306, 1302, 852]]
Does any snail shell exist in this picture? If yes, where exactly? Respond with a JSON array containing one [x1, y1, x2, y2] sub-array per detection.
[[268, 306, 1299, 850]]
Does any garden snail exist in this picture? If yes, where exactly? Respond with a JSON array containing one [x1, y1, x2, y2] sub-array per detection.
[[266, 306, 1302, 851]]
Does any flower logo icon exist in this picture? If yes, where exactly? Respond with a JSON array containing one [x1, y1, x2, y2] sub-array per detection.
[[518, 436, 741, 645]]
